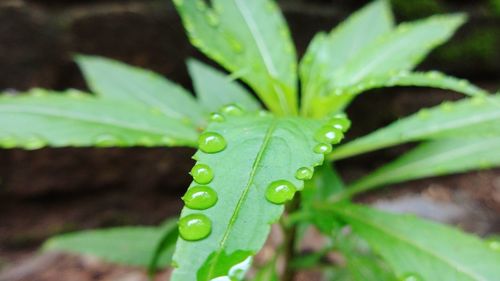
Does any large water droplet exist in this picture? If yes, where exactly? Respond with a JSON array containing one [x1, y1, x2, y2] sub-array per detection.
[[265, 180, 297, 204], [210, 112, 225, 122], [313, 143, 332, 154], [295, 167, 313, 180], [399, 273, 423, 281], [314, 126, 343, 144], [178, 213, 212, 241], [183, 185, 218, 210], [191, 163, 214, 184], [199, 132, 227, 153], [221, 104, 244, 116], [327, 116, 351, 132]]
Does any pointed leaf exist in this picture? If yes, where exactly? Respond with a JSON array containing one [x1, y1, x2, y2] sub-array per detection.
[[174, 0, 297, 115], [76, 55, 206, 126], [300, 0, 394, 115], [187, 59, 261, 112], [43, 221, 178, 268], [331, 94, 500, 160], [347, 137, 500, 195], [0, 90, 198, 148], [171, 114, 327, 280], [326, 203, 500, 281]]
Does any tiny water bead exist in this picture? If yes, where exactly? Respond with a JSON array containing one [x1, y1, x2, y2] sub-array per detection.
[[183, 185, 218, 210], [210, 112, 225, 122], [199, 132, 227, 153], [178, 213, 212, 241], [313, 143, 332, 154], [265, 180, 297, 204], [295, 167, 314, 181], [221, 104, 244, 116], [399, 273, 423, 281], [191, 164, 214, 184], [314, 126, 343, 144], [327, 116, 351, 132]]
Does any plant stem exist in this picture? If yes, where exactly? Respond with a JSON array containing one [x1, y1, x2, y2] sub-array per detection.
[[282, 195, 300, 281]]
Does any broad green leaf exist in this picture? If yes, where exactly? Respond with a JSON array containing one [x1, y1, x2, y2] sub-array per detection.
[[76, 55, 206, 126], [43, 220, 178, 268], [331, 94, 500, 160], [187, 59, 261, 112], [346, 137, 500, 196], [0, 89, 198, 148], [300, 0, 394, 115], [326, 203, 500, 281], [174, 0, 297, 115], [171, 114, 327, 280]]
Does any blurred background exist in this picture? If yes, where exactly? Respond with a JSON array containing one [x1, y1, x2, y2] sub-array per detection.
[[0, 0, 499, 280]]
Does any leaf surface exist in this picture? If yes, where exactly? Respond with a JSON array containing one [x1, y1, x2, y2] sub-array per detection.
[[331, 94, 500, 160], [77, 55, 206, 126], [174, 0, 297, 115], [171, 114, 326, 280], [43, 220, 178, 268], [0, 90, 198, 148], [187, 59, 261, 112], [326, 203, 500, 281]]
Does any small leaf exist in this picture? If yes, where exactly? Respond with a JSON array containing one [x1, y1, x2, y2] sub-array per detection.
[[331, 94, 500, 160], [43, 221, 178, 268], [171, 113, 328, 280], [76, 55, 206, 126], [347, 137, 500, 195], [187, 59, 261, 112], [300, 0, 394, 115], [325, 203, 500, 281], [174, 0, 298, 115], [0, 90, 198, 148]]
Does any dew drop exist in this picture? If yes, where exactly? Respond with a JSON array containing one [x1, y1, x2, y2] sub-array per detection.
[[191, 163, 214, 184], [183, 185, 218, 210], [25, 137, 45, 150], [265, 180, 297, 204], [399, 273, 423, 281], [137, 136, 155, 147], [295, 167, 313, 181], [199, 132, 227, 153], [0, 136, 17, 149], [95, 134, 119, 147], [327, 116, 351, 132], [221, 104, 244, 116], [210, 112, 225, 122], [313, 143, 332, 154], [178, 213, 212, 241], [314, 126, 343, 144]]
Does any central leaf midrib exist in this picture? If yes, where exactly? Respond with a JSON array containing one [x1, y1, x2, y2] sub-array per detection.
[[206, 119, 278, 279]]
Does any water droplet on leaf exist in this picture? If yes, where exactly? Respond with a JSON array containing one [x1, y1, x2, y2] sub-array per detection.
[[210, 112, 225, 122], [25, 137, 45, 150], [221, 104, 244, 116], [95, 134, 119, 147], [199, 132, 227, 153], [399, 273, 423, 281], [295, 167, 313, 180], [313, 143, 332, 154], [327, 116, 351, 132], [191, 163, 214, 184], [265, 180, 296, 204], [205, 11, 219, 27], [183, 185, 218, 210], [178, 213, 212, 241], [314, 126, 343, 144]]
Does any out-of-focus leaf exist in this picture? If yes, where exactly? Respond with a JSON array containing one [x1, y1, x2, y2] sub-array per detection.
[[0, 89, 198, 149], [148, 219, 179, 276], [174, 0, 297, 115], [187, 59, 261, 112]]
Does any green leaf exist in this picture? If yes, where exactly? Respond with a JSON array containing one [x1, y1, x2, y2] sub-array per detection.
[[174, 0, 297, 115], [346, 137, 500, 196], [300, 0, 394, 115], [326, 203, 500, 281], [187, 59, 261, 112], [43, 221, 178, 268], [0, 89, 198, 148], [171, 114, 327, 280], [148, 219, 180, 276], [76, 55, 206, 126], [253, 257, 279, 281], [331, 94, 500, 160]]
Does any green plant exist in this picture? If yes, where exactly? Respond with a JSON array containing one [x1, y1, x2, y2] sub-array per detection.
[[2, 0, 500, 280]]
